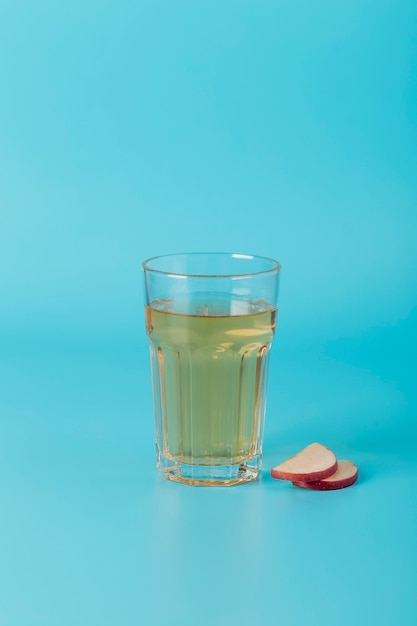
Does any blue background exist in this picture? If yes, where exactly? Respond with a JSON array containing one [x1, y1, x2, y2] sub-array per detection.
[[0, 1, 416, 624]]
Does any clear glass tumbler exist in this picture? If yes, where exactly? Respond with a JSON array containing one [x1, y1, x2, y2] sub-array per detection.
[[143, 253, 281, 486]]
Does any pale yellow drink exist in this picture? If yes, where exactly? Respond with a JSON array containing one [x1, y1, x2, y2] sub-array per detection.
[[146, 298, 276, 468]]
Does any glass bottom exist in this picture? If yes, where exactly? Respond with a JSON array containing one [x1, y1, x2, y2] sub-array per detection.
[[157, 451, 261, 486]]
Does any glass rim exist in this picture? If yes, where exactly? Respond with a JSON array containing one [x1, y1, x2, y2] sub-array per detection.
[[142, 252, 281, 278]]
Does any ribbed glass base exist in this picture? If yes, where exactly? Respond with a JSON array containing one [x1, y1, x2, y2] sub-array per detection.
[[158, 453, 261, 486]]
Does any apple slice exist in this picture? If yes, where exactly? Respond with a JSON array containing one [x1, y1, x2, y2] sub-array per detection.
[[293, 460, 358, 490], [271, 442, 338, 482]]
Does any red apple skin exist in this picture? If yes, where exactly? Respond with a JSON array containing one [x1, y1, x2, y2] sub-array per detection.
[[292, 460, 358, 490], [270, 442, 338, 482]]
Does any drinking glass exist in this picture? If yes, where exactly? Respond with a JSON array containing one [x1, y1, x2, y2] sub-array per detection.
[[143, 253, 281, 486]]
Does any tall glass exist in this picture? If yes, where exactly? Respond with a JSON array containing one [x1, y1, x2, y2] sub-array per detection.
[[143, 253, 281, 486]]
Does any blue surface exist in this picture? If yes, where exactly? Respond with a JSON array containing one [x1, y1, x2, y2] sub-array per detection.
[[1, 1, 416, 624]]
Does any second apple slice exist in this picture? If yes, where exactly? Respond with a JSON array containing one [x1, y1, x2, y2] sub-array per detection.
[[292, 460, 358, 490]]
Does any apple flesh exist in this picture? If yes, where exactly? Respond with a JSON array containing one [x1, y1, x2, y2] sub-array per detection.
[[271, 442, 338, 482], [292, 460, 358, 490]]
